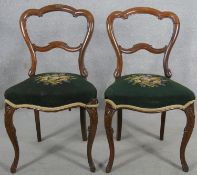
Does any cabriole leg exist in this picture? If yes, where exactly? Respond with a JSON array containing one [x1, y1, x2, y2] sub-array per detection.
[[4, 104, 19, 173], [86, 102, 98, 172], [105, 103, 116, 173], [180, 103, 195, 172]]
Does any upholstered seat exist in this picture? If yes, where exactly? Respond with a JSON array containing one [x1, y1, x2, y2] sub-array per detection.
[[105, 74, 195, 109], [5, 73, 97, 108]]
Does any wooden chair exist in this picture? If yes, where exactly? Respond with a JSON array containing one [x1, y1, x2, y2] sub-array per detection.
[[104, 7, 195, 173], [4, 4, 98, 173]]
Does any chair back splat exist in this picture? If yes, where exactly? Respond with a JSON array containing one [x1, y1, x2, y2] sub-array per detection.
[[106, 7, 180, 79], [20, 4, 94, 78]]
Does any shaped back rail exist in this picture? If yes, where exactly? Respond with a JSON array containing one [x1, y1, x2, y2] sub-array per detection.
[[20, 4, 94, 77], [107, 7, 180, 79]]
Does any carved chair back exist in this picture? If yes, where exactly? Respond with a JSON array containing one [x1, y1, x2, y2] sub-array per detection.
[[20, 4, 94, 78], [107, 7, 180, 79]]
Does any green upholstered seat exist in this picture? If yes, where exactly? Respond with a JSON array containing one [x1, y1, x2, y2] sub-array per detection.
[[5, 73, 97, 107], [105, 74, 195, 109]]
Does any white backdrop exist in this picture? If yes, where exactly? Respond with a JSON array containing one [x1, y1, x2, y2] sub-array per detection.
[[0, 0, 197, 109]]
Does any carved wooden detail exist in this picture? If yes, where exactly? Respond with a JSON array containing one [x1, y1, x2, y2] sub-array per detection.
[[86, 99, 98, 172], [106, 7, 180, 79], [32, 42, 82, 53], [181, 103, 195, 172], [4, 104, 19, 173], [104, 103, 116, 173], [120, 44, 167, 54], [20, 4, 94, 77]]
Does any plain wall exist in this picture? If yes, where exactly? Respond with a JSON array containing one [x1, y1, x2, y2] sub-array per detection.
[[0, 0, 197, 109]]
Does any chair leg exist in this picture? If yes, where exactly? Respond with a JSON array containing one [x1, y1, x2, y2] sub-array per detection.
[[80, 107, 87, 141], [105, 103, 116, 173], [116, 109, 122, 141], [180, 103, 195, 172], [4, 104, 19, 173], [160, 112, 166, 140], [34, 110, 41, 142], [86, 105, 98, 172]]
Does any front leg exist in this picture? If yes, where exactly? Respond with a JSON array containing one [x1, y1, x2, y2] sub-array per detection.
[[105, 103, 116, 173], [180, 103, 195, 172], [4, 104, 19, 173], [86, 100, 98, 172]]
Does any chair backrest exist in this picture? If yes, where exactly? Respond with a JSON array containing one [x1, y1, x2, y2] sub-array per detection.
[[20, 4, 94, 78], [107, 7, 180, 79]]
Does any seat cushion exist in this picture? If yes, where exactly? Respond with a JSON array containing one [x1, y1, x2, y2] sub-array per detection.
[[105, 74, 195, 109], [5, 73, 97, 107]]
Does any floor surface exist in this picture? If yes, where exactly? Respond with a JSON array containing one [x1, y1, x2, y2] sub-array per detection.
[[0, 108, 197, 175]]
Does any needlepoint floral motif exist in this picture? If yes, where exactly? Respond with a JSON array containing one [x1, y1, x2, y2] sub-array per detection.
[[35, 73, 76, 85], [125, 74, 168, 88]]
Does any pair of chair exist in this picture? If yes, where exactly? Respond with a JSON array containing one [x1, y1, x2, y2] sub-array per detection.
[[4, 4, 195, 173]]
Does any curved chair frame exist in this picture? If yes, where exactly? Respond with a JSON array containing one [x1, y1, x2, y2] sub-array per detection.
[[4, 4, 98, 173], [20, 4, 94, 78], [107, 7, 180, 79], [105, 7, 195, 173]]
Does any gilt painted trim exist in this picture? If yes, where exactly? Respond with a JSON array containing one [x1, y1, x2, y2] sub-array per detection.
[[5, 99, 98, 112], [105, 99, 195, 113]]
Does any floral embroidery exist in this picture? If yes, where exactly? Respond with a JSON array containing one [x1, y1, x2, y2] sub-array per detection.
[[35, 73, 76, 85], [125, 74, 168, 88]]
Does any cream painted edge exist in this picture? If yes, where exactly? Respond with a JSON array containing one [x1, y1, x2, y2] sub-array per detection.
[[5, 99, 98, 112], [105, 99, 195, 112]]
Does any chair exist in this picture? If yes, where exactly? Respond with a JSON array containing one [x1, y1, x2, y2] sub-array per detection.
[[104, 7, 195, 173], [4, 4, 98, 173]]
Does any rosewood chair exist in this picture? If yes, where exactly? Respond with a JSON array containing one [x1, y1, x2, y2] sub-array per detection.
[[4, 4, 98, 173], [104, 7, 195, 173]]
